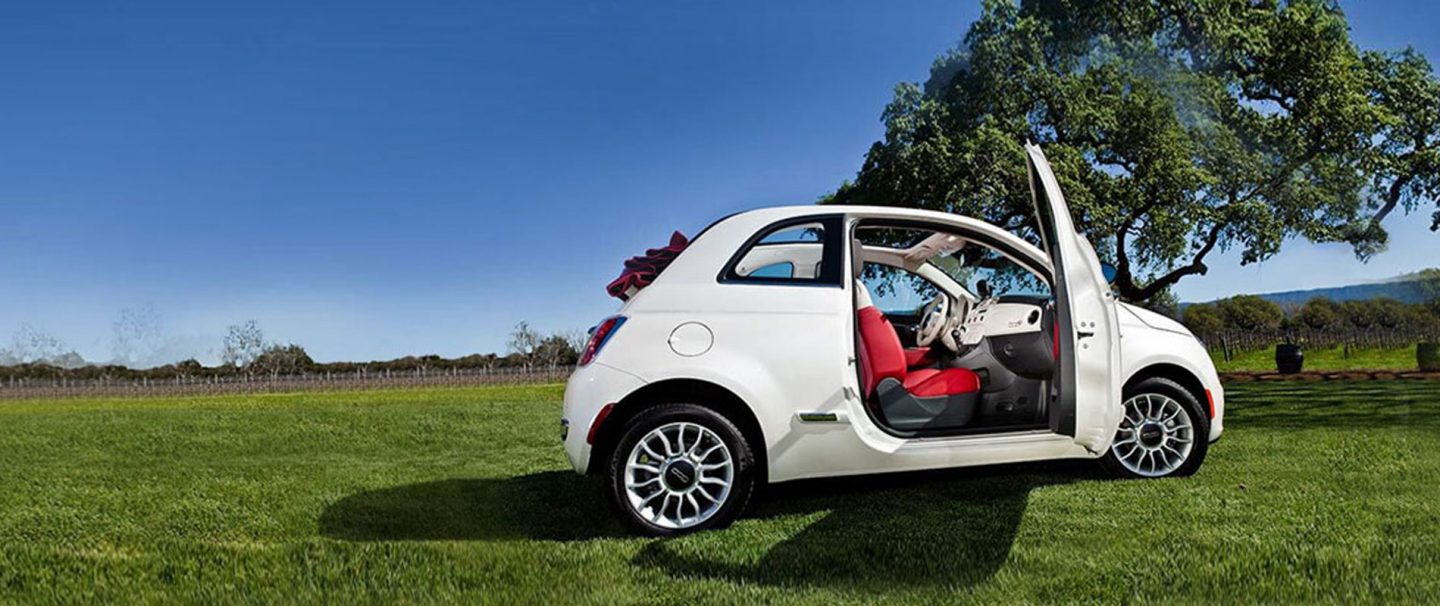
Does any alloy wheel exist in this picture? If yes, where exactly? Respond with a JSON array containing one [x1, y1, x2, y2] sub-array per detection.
[[623, 421, 734, 530], [1112, 392, 1195, 477]]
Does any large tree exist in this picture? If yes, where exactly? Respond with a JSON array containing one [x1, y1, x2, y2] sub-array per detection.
[[830, 0, 1440, 302]]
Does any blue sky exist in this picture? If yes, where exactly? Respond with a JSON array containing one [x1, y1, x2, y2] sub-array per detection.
[[2, 1, 1438, 364]]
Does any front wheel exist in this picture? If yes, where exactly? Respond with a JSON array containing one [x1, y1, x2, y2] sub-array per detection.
[[1100, 377, 1209, 478], [604, 403, 756, 536]]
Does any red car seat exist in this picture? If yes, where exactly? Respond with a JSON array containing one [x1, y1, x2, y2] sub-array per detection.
[[856, 283, 981, 431], [903, 346, 935, 369]]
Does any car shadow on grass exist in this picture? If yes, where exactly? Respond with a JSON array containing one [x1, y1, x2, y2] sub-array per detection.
[[632, 460, 1101, 590], [320, 460, 1101, 589], [319, 471, 626, 542]]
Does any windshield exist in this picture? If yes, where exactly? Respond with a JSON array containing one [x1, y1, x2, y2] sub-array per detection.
[[926, 243, 1050, 300], [856, 224, 1052, 301]]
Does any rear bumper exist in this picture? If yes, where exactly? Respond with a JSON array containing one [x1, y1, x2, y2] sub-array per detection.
[[561, 362, 646, 474]]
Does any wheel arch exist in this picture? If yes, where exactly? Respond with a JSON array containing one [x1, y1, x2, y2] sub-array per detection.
[[587, 378, 768, 479], [1124, 363, 1208, 410]]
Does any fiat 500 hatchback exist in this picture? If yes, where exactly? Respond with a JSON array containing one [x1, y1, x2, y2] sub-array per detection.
[[564, 144, 1224, 535]]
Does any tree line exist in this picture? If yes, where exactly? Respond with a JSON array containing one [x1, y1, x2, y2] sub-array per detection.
[[1182, 269, 1440, 338], [1182, 293, 1440, 340], [0, 320, 587, 382]]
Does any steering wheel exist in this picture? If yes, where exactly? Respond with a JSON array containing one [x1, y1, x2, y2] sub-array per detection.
[[915, 293, 950, 348]]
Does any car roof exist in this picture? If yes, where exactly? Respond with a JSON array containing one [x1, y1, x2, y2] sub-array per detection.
[[724, 204, 972, 222], [702, 204, 1053, 279]]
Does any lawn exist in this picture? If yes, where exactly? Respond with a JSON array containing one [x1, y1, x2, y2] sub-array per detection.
[[1, 382, 1437, 604], [1211, 345, 1423, 373]]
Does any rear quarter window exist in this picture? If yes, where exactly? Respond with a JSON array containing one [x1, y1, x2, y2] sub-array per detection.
[[721, 215, 843, 286]]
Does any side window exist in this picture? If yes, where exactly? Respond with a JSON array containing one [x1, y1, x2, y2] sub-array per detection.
[[758, 226, 823, 244], [748, 262, 795, 279], [860, 263, 939, 315], [724, 217, 841, 285]]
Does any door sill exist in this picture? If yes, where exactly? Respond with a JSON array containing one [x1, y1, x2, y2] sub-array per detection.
[[907, 428, 1062, 445]]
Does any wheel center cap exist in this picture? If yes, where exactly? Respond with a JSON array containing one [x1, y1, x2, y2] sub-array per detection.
[[1139, 422, 1164, 447], [663, 460, 697, 491]]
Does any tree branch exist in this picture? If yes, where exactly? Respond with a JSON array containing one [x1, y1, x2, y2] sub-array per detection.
[[1117, 222, 1225, 301], [1371, 173, 1415, 227]]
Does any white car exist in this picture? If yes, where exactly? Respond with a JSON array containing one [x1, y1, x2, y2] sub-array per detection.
[[564, 144, 1224, 535]]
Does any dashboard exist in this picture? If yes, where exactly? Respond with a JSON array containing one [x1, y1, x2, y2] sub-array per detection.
[[958, 297, 1046, 346], [956, 295, 1054, 380]]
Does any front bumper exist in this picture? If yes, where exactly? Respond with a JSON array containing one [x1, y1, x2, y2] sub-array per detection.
[[561, 362, 646, 474], [1207, 381, 1225, 443]]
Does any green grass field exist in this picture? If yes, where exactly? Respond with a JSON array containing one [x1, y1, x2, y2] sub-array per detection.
[[1212, 345, 1422, 373], [1, 382, 1437, 604]]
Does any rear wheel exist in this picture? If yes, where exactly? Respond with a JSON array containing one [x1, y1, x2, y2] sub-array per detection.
[[604, 403, 756, 536], [1101, 377, 1209, 478]]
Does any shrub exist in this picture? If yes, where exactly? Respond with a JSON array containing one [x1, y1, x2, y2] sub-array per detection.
[[1182, 303, 1225, 334], [1338, 300, 1377, 329], [1295, 297, 1341, 330], [1370, 298, 1410, 329], [1217, 295, 1285, 331], [251, 345, 314, 376], [1410, 304, 1440, 338]]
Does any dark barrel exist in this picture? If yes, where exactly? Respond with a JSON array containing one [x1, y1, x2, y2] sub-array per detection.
[[1275, 344, 1304, 374], [1419, 342, 1440, 372]]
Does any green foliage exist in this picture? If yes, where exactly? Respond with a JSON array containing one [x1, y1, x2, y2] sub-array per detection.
[[1295, 297, 1341, 330], [1356, 49, 1440, 251], [1338, 299, 1378, 329], [1409, 303, 1440, 338], [830, 0, 1440, 303], [1182, 302, 1224, 334], [534, 334, 579, 368], [1369, 297, 1410, 328], [1418, 268, 1440, 314], [1138, 287, 1180, 319], [251, 344, 315, 376], [1217, 295, 1285, 331]]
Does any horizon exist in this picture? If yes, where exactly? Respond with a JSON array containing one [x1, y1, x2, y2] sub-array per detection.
[[4, 0, 1439, 366]]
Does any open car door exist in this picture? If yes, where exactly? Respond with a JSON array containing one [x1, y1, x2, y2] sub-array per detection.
[[1024, 143, 1123, 453]]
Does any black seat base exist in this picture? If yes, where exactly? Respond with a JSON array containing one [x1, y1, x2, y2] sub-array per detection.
[[873, 377, 979, 431]]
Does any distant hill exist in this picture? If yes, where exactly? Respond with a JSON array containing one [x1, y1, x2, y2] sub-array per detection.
[[1189, 268, 1438, 308], [1253, 281, 1429, 307]]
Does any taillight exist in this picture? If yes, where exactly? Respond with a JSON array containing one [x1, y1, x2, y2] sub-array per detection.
[[579, 316, 626, 366]]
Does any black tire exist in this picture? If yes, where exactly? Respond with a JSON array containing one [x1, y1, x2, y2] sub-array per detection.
[[604, 403, 757, 536], [1100, 376, 1210, 479]]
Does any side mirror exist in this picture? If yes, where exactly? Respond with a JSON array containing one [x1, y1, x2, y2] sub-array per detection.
[[976, 279, 993, 299], [1100, 263, 1118, 284]]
